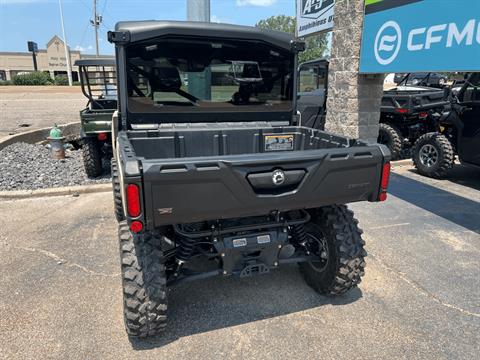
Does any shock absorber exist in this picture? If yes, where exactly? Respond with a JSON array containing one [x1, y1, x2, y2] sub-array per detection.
[[174, 223, 203, 275], [290, 223, 308, 246], [176, 235, 196, 263]]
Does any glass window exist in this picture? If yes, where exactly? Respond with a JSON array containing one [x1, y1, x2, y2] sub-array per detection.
[[299, 65, 317, 93], [125, 37, 293, 113]]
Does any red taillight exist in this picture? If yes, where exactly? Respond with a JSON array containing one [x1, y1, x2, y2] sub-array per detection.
[[419, 112, 428, 118], [378, 192, 388, 202], [381, 162, 391, 189], [379, 162, 391, 202], [126, 184, 141, 217], [395, 108, 409, 114], [98, 133, 107, 141], [130, 220, 143, 233]]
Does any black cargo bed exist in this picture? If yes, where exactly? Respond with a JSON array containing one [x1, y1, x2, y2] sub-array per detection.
[[118, 125, 389, 227]]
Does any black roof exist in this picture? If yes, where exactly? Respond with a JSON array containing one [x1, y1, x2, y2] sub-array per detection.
[[74, 58, 116, 67], [299, 57, 330, 67], [110, 20, 296, 51]]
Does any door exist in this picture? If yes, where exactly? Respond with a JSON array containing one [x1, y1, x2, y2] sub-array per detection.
[[457, 73, 480, 166], [297, 61, 328, 129]]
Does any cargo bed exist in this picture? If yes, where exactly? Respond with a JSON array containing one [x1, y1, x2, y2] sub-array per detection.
[[117, 125, 390, 227]]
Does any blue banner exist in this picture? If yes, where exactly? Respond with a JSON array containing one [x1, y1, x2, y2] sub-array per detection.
[[360, 0, 480, 73]]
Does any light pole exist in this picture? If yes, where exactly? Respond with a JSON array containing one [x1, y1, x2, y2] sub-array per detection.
[[58, 0, 73, 86], [92, 0, 101, 56], [186, 0, 211, 100]]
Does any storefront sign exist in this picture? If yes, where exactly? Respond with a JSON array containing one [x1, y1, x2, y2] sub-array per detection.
[[296, 0, 334, 37], [360, 0, 480, 73]]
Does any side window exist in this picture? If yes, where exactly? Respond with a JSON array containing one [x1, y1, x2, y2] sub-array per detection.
[[461, 74, 480, 104], [299, 65, 318, 93]]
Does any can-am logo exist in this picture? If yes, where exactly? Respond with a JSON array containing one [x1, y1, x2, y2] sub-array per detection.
[[374, 19, 480, 66], [301, 0, 334, 19]]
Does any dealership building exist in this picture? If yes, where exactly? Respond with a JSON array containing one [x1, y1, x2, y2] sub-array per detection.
[[0, 35, 113, 81]]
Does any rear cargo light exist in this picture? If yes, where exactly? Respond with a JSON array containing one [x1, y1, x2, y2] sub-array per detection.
[[126, 184, 141, 217], [379, 162, 391, 202], [395, 108, 409, 114], [98, 133, 107, 141], [130, 220, 143, 233]]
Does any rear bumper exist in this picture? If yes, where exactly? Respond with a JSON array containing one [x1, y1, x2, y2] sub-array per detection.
[[137, 146, 389, 228]]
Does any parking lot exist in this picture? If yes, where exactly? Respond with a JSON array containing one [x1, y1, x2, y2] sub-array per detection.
[[0, 86, 84, 139], [1, 162, 479, 360]]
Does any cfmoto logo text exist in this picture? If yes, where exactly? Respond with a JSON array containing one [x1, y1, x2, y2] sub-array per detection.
[[373, 19, 480, 66], [374, 21, 402, 65]]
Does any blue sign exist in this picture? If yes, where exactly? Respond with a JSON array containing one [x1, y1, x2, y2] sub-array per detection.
[[360, 0, 480, 73]]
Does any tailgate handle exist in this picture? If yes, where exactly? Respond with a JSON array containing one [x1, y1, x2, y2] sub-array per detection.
[[247, 169, 305, 195]]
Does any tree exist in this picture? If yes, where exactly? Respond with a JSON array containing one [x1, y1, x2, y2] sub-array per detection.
[[256, 15, 329, 63]]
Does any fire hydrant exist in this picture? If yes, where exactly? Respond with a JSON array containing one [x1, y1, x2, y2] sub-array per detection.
[[48, 124, 65, 160]]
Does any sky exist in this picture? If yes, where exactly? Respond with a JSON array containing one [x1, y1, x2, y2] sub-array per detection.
[[0, 0, 295, 55]]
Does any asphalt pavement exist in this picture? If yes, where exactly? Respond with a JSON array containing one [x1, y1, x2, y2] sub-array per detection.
[[0, 86, 84, 139], [0, 163, 479, 359]]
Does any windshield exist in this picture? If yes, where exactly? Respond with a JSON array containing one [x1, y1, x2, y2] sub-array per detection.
[[125, 37, 294, 117]]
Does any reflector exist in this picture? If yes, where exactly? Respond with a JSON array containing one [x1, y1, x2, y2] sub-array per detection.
[[130, 220, 143, 233]]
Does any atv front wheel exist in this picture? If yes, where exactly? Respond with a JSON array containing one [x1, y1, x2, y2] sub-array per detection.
[[413, 133, 454, 179], [82, 137, 103, 178], [378, 123, 403, 160], [119, 222, 167, 337], [299, 205, 366, 295], [111, 159, 125, 222]]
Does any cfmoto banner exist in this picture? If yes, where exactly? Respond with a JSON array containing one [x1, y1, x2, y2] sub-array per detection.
[[359, 0, 480, 73], [296, 0, 334, 37]]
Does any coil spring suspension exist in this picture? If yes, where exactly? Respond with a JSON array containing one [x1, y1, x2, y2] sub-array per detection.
[[290, 223, 308, 246], [176, 235, 196, 262]]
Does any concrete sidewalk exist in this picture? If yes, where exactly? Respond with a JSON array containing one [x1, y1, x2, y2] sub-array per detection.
[[0, 165, 479, 359]]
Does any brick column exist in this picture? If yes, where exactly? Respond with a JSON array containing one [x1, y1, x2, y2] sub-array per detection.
[[324, 0, 384, 143]]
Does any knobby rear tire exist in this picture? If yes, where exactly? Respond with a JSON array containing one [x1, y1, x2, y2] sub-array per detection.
[[300, 205, 367, 295], [111, 159, 125, 222], [119, 222, 167, 337], [82, 137, 103, 178]]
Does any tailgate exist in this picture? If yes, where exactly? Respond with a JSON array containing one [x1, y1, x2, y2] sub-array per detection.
[[140, 145, 389, 227]]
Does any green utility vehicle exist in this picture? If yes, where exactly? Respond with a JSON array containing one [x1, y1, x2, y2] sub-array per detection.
[[108, 21, 391, 337], [75, 58, 117, 177]]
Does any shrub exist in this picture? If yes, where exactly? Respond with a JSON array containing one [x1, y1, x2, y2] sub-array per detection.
[[54, 75, 69, 86], [0, 80, 12, 86], [12, 71, 52, 85]]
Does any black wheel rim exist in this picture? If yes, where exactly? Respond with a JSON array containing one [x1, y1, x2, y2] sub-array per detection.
[[419, 144, 439, 168], [305, 232, 329, 272]]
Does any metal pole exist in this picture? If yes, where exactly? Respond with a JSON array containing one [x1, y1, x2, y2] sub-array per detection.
[[58, 0, 73, 86], [187, 0, 210, 99], [93, 0, 100, 56], [187, 0, 210, 21], [32, 52, 38, 71]]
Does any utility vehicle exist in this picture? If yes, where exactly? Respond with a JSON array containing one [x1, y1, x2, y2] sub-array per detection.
[[108, 21, 391, 337], [413, 73, 480, 178], [75, 58, 117, 177], [297, 59, 450, 160]]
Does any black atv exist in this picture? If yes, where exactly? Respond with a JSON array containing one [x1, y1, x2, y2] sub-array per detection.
[[412, 73, 480, 178]]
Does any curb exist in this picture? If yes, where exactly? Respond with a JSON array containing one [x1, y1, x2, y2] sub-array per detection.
[[392, 159, 413, 167], [0, 183, 112, 200], [0, 122, 80, 150]]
